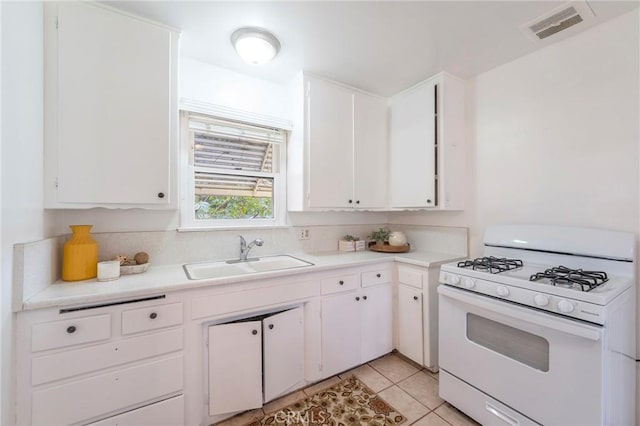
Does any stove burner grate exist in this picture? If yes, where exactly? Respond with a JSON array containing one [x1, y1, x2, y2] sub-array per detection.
[[457, 256, 523, 274], [529, 266, 608, 291]]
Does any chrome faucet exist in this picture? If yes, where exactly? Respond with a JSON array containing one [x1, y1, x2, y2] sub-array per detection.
[[239, 236, 264, 261]]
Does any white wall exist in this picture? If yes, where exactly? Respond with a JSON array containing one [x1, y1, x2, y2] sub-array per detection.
[[1, 2, 53, 424], [470, 9, 639, 253], [180, 57, 290, 119], [391, 9, 639, 256]]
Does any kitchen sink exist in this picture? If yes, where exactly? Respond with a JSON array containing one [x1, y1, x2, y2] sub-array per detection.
[[183, 255, 314, 280]]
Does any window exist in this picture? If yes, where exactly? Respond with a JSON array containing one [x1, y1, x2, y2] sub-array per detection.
[[180, 111, 287, 229]]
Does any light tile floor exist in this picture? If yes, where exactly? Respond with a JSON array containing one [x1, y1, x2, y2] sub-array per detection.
[[215, 352, 479, 426]]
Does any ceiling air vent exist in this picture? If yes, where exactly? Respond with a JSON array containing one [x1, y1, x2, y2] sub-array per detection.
[[520, 1, 595, 43]]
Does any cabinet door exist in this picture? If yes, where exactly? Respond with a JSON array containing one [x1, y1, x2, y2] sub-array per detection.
[[307, 77, 354, 208], [397, 285, 424, 365], [208, 322, 262, 415], [321, 293, 361, 377], [263, 307, 304, 403], [390, 81, 436, 208], [353, 93, 388, 208], [55, 2, 172, 205], [361, 285, 393, 362]]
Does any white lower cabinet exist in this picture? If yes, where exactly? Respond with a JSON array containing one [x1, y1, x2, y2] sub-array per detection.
[[16, 296, 185, 426], [360, 285, 393, 362], [397, 285, 424, 365], [86, 394, 184, 426], [208, 307, 304, 416], [396, 265, 442, 371], [321, 283, 393, 377], [33, 355, 183, 425], [208, 321, 263, 415], [321, 292, 361, 376], [263, 308, 305, 403]]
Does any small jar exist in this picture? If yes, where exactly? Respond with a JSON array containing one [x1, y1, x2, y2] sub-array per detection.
[[388, 232, 407, 247]]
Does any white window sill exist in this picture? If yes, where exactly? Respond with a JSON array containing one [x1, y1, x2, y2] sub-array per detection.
[[178, 225, 292, 232]]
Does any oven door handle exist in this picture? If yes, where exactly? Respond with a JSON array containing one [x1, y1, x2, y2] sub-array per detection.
[[438, 285, 602, 341]]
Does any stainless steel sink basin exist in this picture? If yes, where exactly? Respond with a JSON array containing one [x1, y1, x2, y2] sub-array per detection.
[[183, 255, 314, 280]]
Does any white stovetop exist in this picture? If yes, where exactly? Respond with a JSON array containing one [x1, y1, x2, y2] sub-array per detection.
[[441, 260, 634, 306], [22, 250, 462, 311]]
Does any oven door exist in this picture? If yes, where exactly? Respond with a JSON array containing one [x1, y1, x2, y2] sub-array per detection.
[[438, 285, 604, 426]]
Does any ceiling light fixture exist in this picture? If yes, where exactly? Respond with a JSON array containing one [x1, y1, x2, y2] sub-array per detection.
[[231, 27, 281, 65]]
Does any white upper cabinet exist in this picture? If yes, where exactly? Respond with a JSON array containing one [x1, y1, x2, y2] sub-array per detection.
[[44, 2, 180, 209], [389, 72, 465, 210], [307, 77, 355, 208], [354, 93, 389, 209], [288, 74, 389, 211], [390, 80, 436, 208]]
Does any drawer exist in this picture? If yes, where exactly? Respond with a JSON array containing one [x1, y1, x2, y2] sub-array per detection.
[[398, 267, 423, 289], [87, 394, 184, 426], [122, 302, 183, 335], [361, 269, 391, 287], [321, 274, 358, 295], [31, 313, 111, 352], [32, 328, 183, 385], [32, 355, 183, 426]]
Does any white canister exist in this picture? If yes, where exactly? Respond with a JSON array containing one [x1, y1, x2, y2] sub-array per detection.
[[97, 260, 121, 282], [388, 232, 407, 247]]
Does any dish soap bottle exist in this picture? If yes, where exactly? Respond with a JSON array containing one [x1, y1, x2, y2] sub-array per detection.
[[62, 225, 98, 281]]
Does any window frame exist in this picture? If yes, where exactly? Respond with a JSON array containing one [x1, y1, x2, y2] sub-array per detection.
[[179, 109, 288, 230]]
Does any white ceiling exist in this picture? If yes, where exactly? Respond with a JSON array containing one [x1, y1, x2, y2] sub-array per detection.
[[105, 1, 639, 97]]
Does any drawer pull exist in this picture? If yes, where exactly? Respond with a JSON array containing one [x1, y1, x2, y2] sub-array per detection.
[[363, 295, 368, 300], [149, 312, 158, 319], [66, 325, 77, 334], [355, 296, 360, 301], [339, 280, 344, 285], [252, 329, 258, 335], [413, 296, 419, 301], [157, 192, 165, 199], [376, 273, 381, 278], [268, 324, 274, 330]]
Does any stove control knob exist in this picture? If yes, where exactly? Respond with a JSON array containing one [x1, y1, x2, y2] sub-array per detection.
[[496, 286, 510, 297], [534, 294, 549, 307], [558, 300, 574, 313], [464, 278, 476, 289], [449, 275, 461, 285]]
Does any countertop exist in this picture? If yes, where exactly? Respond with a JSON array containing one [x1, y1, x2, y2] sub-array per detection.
[[21, 250, 464, 311]]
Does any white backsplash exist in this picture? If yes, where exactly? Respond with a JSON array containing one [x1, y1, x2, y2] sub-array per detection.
[[13, 224, 468, 308], [12, 237, 61, 311]]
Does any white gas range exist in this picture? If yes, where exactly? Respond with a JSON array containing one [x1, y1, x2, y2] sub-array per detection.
[[437, 224, 636, 426]]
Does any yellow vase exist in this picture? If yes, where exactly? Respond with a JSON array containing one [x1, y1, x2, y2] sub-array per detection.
[[62, 225, 98, 281]]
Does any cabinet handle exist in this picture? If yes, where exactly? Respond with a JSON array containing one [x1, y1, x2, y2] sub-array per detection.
[[376, 273, 381, 278], [252, 329, 258, 335], [363, 295, 368, 300], [268, 324, 274, 330], [355, 296, 360, 301], [356, 200, 360, 204], [339, 280, 344, 285], [426, 198, 432, 204], [348, 199, 353, 204], [149, 312, 158, 319], [158, 192, 165, 199], [66, 325, 76, 334], [413, 296, 419, 301]]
